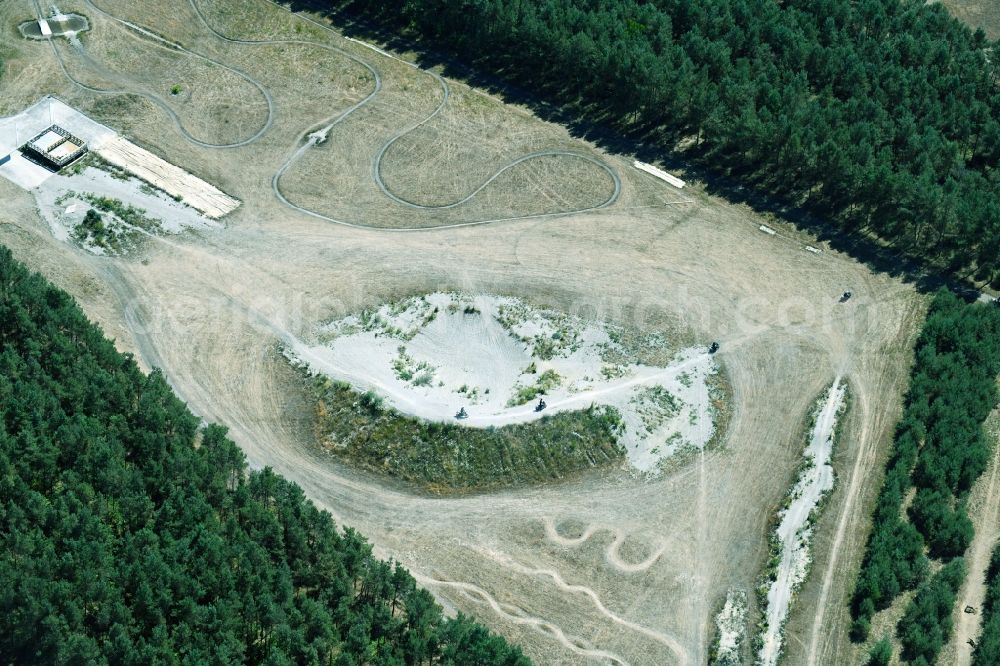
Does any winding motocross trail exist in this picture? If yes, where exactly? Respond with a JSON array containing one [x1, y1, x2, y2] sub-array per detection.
[[414, 574, 631, 666], [543, 518, 668, 573], [17, 2, 926, 664], [64, 0, 625, 229], [55, 0, 276, 148], [484, 550, 690, 662], [83, 228, 693, 663]]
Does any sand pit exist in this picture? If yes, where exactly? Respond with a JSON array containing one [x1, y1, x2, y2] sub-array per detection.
[[287, 293, 720, 472], [758, 378, 847, 666], [0, 0, 928, 660]]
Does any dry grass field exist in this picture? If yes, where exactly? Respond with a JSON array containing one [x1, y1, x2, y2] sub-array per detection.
[[938, 0, 1000, 40], [0, 0, 928, 663]]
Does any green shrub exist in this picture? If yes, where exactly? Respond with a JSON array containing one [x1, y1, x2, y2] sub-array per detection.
[[310, 378, 624, 492], [865, 637, 892, 666], [898, 558, 966, 664]]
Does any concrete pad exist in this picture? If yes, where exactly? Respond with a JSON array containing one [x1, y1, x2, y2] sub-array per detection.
[[0, 151, 55, 190], [0, 96, 117, 158]]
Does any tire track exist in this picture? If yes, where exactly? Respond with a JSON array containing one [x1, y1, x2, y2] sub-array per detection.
[[414, 574, 630, 665], [543, 518, 667, 574], [52, 0, 277, 148], [187, 0, 622, 228], [480, 550, 690, 662], [949, 409, 1000, 665], [53, 0, 630, 228]]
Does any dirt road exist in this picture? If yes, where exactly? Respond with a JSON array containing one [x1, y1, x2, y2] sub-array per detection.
[[0, 0, 925, 662]]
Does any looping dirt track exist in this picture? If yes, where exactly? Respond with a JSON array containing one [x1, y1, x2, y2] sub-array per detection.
[[59, 0, 623, 228], [0, 0, 927, 663], [49, 0, 275, 148]]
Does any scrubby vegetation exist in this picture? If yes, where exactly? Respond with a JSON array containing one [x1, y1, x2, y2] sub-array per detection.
[[68, 194, 162, 254], [71, 208, 122, 251], [310, 376, 625, 493], [326, 0, 1000, 285], [82, 194, 161, 231], [0, 246, 529, 665], [507, 368, 562, 407], [849, 290, 1000, 650]]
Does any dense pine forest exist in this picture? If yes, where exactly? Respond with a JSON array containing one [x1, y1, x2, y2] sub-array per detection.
[[974, 543, 1000, 664], [849, 290, 1000, 663], [322, 0, 1000, 286], [0, 245, 528, 665]]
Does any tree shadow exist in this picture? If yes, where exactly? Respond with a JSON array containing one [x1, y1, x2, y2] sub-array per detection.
[[289, 0, 986, 302]]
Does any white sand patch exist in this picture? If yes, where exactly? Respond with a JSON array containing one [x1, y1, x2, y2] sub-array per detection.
[[33, 166, 219, 247], [757, 378, 846, 666], [713, 589, 748, 666], [288, 293, 718, 472]]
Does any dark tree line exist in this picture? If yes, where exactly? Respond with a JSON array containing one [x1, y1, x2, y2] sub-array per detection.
[[322, 0, 1000, 285], [974, 543, 1000, 665], [896, 558, 966, 665], [0, 244, 529, 665], [848, 290, 1000, 663]]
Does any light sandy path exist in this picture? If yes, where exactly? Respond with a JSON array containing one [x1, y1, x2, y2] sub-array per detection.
[[805, 381, 876, 666], [801, 324, 920, 666], [292, 338, 709, 428], [180, 0, 625, 228], [946, 407, 1000, 664], [543, 518, 667, 573], [60, 0, 276, 148], [485, 550, 690, 662], [415, 574, 631, 666]]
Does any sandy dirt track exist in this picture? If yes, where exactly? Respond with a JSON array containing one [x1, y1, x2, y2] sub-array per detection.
[[0, 0, 926, 663], [939, 406, 1000, 665]]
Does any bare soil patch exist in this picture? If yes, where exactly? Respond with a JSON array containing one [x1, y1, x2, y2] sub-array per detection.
[[0, 0, 927, 662]]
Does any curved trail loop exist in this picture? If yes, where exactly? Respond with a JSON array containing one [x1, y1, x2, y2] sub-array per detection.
[[54, 0, 625, 228], [186, 0, 622, 228], [481, 549, 690, 663], [368, 64, 620, 211], [54, 0, 276, 148], [414, 574, 630, 665], [543, 518, 667, 574]]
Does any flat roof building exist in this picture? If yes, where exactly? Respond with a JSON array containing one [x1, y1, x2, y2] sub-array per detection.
[[22, 125, 88, 171]]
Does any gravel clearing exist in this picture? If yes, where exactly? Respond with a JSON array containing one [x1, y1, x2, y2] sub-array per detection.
[[288, 292, 719, 472]]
